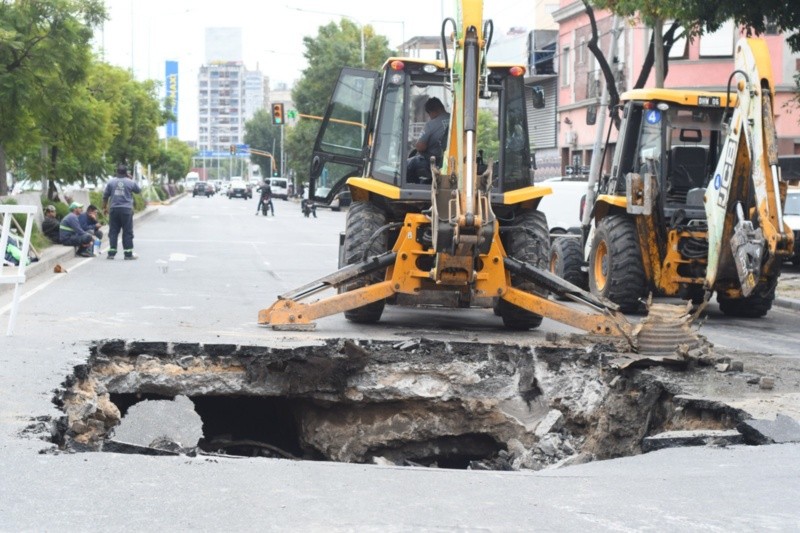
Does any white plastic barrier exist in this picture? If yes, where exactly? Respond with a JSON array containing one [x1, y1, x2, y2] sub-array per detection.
[[0, 204, 36, 335]]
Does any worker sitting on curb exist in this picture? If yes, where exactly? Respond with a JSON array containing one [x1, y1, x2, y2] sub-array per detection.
[[59, 202, 95, 258], [78, 204, 103, 240], [42, 205, 61, 244]]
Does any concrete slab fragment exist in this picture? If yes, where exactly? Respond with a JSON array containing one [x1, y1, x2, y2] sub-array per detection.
[[110, 395, 203, 450], [738, 414, 800, 445]]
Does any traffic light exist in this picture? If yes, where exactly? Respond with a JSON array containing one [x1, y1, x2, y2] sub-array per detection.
[[230, 144, 236, 155], [272, 103, 284, 125], [273, 170, 279, 177]]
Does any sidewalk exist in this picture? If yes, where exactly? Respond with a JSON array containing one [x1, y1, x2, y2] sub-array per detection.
[[1, 202, 165, 294], [775, 296, 800, 312]]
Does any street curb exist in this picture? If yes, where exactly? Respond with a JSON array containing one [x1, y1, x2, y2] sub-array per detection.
[[1, 204, 162, 294], [774, 297, 800, 312]]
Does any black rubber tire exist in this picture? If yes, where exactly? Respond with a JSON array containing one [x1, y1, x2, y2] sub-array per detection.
[[342, 201, 388, 323], [717, 275, 778, 318], [589, 215, 647, 313], [550, 237, 587, 295], [497, 210, 550, 330]]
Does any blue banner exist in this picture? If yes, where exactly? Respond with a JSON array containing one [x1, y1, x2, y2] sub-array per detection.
[[165, 61, 178, 138]]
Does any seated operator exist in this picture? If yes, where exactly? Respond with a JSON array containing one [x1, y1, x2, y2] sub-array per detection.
[[407, 97, 450, 183]]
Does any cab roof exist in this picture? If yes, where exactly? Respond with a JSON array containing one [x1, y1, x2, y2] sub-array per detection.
[[620, 88, 736, 107], [381, 57, 526, 74]]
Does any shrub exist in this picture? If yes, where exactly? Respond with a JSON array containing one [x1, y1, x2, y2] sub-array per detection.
[[88, 191, 108, 225]]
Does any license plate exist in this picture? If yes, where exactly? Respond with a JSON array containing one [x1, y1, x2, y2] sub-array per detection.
[[698, 96, 721, 106]]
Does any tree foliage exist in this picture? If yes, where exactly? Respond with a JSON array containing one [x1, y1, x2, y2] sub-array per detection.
[[153, 138, 194, 182], [0, 0, 106, 194], [0, 0, 169, 197], [287, 20, 393, 183], [594, 0, 800, 47], [244, 108, 282, 177], [477, 109, 500, 163]]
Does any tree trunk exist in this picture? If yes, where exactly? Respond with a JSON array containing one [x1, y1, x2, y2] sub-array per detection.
[[634, 22, 680, 89], [653, 19, 665, 88], [582, 0, 621, 128], [49, 145, 59, 201], [0, 145, 8, 196]]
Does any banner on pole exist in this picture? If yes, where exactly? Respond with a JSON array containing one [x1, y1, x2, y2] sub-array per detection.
[[165, 61, 179, 138]]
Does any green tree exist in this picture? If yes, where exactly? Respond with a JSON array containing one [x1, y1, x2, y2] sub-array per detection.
[[34, 59, 113, 198], [477, 109, 500, 164], [110, 76, 167, 167], [244, 108, 281, 177], [287, 20, 393, 183], [153, 138, 194, 182], [0, 0, 106, 195]]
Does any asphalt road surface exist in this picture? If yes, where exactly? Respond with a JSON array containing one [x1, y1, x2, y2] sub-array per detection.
[[1, 194, 798, 530]]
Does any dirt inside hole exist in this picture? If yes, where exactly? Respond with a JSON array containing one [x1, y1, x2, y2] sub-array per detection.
[[47, 337, 752, 470]]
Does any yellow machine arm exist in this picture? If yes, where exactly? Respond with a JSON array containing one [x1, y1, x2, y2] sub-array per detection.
[[704, 38, 794, 294]]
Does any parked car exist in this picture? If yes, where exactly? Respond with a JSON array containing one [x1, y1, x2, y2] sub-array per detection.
[[537, 176, 590, 237], [192, 182, 212, 197], [228, 180, 251, 199]]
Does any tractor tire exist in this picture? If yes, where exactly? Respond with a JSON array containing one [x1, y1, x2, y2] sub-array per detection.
[[497, 210, 550, 330], [717, 276, 778, 318], [342, 201, 388, 323], [550, 237, 587, 296], [589, 215, 647, 313]]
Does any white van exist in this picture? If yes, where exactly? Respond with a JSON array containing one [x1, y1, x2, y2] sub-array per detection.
[[267, 177, 289, 200], [185, 171, 200, 188]]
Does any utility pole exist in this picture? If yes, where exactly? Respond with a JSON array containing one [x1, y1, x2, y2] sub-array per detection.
[[280, 127, 285, 177], [583, 16, 621, 230]]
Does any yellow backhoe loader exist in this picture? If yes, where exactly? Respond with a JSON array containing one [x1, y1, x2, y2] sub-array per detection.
[[259, 1, 696, 353], [550, 38, 793, 317]]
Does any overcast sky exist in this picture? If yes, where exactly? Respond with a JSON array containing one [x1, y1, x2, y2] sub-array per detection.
[[96, 0, 537, 141]]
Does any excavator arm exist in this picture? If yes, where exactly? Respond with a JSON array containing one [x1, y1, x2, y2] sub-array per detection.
[[705, 38, 794, 294]]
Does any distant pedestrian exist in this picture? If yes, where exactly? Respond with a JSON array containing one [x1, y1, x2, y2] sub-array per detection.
[[41, 205, 61, 244], [78, 204, 103, 240], [103, 163, 141, 260], [59, 202, 94, 257]]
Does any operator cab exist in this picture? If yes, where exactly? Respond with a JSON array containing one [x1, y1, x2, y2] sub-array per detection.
[[309, 59, 543, 208], [605, 90, 730, 225]]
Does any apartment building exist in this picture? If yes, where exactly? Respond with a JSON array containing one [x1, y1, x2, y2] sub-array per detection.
[[198, 28, 267, 154]]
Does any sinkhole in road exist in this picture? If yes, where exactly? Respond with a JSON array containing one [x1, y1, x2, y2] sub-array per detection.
[[50, 338, 746, 470]]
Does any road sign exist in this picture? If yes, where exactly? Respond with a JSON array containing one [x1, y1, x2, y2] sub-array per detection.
[[288, 109, 297, 119]]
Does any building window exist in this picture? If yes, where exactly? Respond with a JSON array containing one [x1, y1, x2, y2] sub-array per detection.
[[579, 38, 585, 64], [700, 19, 734, 57], [561, 46, 571, 86]]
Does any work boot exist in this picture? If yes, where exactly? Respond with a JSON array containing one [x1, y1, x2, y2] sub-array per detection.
[[124, 253, 138, 260], [76, 248, 93, 258]]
